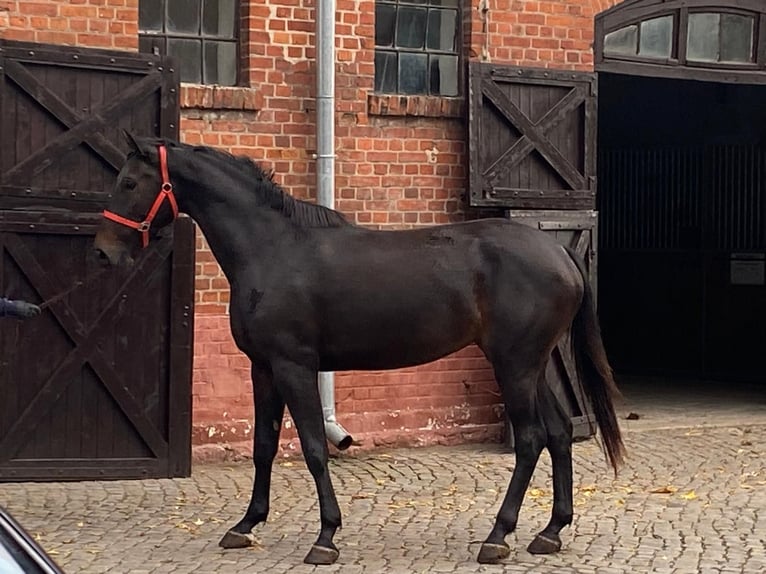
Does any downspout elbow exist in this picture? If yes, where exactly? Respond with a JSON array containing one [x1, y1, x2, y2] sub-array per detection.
[[318, 371, 354, 450], [324, 417, 353, 451]]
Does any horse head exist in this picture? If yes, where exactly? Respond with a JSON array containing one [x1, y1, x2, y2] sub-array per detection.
[[94, 130, 179, 266]]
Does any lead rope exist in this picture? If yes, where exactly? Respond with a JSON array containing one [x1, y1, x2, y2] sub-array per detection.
[[38, 268, 109, 310]]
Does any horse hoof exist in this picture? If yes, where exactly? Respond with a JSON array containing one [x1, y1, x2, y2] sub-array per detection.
[[527, 533, 562, 555], [218, 530, 256, 549], [304, 544, 339, 565], [477, 542, 510, 564]]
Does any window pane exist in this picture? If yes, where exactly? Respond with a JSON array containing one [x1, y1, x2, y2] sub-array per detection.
[[168, 38, 202, 83], [720, 13, 754, 63], [375, 50, 397, 93], [687, 13, 720, 62], [375, 4, 395, 47], [396, 6, 427, 49], [604, 25, 637, 56], [139, 35, 165, 56], [167, 0, 201, 34], [427, 9, 457, 52], [429, 0, 458, 6], [204, 41, 237, 85], [203, 0, 236, 38], [429, 54, 457, 96], [139, 0, 163, 32], [399, 52, 427, 94], [639, 15, 672, 59]]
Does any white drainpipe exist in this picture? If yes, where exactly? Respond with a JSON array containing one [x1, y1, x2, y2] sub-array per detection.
[[316, 0, 353, 450]]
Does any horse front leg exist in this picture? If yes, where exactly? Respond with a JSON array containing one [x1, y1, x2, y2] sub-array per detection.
[[273, 358, 342, 565], [220, 363, 285, 548]]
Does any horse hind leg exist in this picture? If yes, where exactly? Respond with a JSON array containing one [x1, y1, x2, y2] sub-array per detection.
[[478, 362, 548, 564], [270, 358, 342, 565], [527, 377, 574, 555]]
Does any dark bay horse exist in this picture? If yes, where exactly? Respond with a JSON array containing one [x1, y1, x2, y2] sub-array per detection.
[[93, 132, 625, 565]]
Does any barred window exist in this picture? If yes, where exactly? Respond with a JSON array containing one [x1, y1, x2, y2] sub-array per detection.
[[139, 0, 239, 86], [375, 0, 460, 96]]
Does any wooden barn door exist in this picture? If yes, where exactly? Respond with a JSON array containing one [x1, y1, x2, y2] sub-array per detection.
[[0, 41, 195, 481], [468, 63, 597, 210], [468, 62, 599, 445]]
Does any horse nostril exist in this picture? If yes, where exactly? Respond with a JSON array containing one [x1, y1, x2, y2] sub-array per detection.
[[94, 248, 111, 266]]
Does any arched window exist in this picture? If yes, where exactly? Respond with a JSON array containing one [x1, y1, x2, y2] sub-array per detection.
[[595, 1, 766, 83]]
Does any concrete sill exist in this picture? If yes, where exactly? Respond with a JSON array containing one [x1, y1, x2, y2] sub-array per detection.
[[367, 94, 464, 118], [180, 85, 263, 111]]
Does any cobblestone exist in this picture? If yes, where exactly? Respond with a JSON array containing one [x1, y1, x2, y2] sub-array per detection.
[[1, 424, 765, 573]]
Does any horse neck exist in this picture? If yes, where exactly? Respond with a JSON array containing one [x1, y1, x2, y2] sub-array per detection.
[[169, 150, 289, 284]]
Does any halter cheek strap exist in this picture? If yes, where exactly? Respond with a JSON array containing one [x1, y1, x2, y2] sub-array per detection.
[[102, 145, 179, 248]]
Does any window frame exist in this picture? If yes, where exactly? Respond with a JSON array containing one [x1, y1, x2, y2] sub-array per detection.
[[373, 0, 463, 97], [595, 0, 766, 83], [602, 13, 679, 65], [683, 9, 760, 69], [138, 0, 241, 87]]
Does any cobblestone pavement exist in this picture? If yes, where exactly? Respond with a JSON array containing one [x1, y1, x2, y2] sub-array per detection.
[[1, 424, 765, 573]]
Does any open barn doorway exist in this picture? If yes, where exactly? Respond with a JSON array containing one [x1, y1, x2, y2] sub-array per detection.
[[597, 73, 766, 385]]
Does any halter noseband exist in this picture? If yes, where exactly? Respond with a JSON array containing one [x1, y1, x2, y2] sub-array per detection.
[[102, 145, 179, 248]]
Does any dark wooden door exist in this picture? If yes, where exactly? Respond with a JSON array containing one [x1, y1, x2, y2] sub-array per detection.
[[468, 63, 597, 210], [0, 40, 195, 481], [504, 210, 599, 446]]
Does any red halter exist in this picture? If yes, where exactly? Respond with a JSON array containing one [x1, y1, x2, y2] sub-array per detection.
[[102, 145, 179, 248]]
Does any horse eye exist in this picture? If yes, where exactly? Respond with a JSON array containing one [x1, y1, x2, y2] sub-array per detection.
[[124, 179, 137, 190]]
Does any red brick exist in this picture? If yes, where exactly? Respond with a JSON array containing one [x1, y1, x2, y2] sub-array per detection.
[[76, 33, 112, 47], [2, 29, 35, 41], [37, 31, 77, 44], [25, 2, 58, 16]]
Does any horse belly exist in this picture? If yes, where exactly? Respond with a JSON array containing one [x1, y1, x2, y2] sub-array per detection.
[[321, 337, 471, 372], [318, 291, 480, 371]]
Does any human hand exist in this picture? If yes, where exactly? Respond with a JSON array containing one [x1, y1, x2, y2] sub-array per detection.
[[10, 300, 41, 319]]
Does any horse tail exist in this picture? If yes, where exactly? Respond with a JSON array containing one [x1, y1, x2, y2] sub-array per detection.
[[564, 246, 626, 475]]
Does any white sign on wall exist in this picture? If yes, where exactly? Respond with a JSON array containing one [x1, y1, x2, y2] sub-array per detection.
[[730, 253, 765, 286]]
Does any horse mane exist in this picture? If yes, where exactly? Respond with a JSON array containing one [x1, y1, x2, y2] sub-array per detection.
[[171, 140, 352, 229]]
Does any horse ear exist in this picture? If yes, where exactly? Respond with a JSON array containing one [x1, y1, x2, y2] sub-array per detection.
[[121, 129, 146, 157]]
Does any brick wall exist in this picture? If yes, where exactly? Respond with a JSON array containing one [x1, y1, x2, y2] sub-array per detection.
[[2, 0, 622, 457], [467, 0, 620, 69], [0, 0, 138, 49]]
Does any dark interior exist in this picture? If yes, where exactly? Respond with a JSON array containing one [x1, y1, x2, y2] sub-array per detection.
[[597, 72, 766, 382]]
